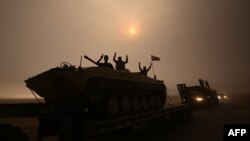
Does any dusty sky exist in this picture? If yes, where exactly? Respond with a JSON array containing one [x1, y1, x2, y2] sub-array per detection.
[[0, 0, 250, 99]]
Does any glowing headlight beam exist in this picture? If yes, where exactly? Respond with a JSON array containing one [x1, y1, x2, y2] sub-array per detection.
[[196, 97, 203, 102]]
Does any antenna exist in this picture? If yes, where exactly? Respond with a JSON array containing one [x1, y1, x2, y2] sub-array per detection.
[[151, 61, 157, 79], [79, 56, 82, 68]]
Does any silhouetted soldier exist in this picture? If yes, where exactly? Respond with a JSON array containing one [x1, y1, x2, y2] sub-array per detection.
[[97, 54, 114, 69], [139, 62, 152, 76], [205, 80, 210, 89], [113, 52, 128, 70], [199, 78, 205, 88]]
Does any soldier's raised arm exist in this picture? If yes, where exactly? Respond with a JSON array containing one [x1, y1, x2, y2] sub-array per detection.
[[97, 54, 104, 63], [113, 52, 117, 62], [139, 62, 142, 71], [124, 55, 128, 64], [147, 63, 152, 71]]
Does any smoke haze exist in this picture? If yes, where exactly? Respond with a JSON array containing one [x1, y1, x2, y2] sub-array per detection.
[[0, 0, 250, 98]]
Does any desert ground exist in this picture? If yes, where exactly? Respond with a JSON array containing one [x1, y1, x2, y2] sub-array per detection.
[[0, 93, 249, 141]]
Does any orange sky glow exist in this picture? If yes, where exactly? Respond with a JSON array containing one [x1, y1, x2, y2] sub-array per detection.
[[0, 0, 250, 99]]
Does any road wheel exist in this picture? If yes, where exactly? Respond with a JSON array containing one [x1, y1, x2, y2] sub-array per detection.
[[156, 95, 162, 108], [149, 96, 156, 109], [107, 97, 120, 115], [121, 96, 131, 113], [141, 96, 149, 110], [132, 97, 141, 112]]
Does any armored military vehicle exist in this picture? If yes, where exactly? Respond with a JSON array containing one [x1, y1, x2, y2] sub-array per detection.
[[25, 56, 167, 118], [1, 55, 196, 141], [177, 79, 219, 107]]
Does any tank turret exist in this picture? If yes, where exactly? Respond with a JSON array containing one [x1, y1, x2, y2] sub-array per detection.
[[25, 59, 167, 117]]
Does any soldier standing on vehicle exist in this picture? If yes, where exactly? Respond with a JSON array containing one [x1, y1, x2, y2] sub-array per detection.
[[97, 54, 114, 69], [113, 52, 128, 70], [139, 62, 152, 76], [205, 80, 210, 89], [199, 78, 205, 88]]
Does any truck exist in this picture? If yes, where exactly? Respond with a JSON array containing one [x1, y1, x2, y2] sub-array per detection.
[[0, 56, 193, 141], [177, 79, 219, 108]]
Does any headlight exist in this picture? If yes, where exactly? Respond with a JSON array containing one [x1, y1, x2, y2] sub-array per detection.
[[218, 96, 221, 99], [224, 95, 228, 99], [196, 97, 203, 102]]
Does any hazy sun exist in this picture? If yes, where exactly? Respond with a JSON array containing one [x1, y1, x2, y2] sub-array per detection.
[[130, 29, 136, 35], [123, 24, 139, 37]]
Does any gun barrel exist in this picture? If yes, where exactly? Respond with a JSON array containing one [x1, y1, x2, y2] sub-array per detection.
[[84, 55, 98, 65]]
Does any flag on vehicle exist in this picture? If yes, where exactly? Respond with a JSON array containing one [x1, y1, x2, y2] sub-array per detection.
[[151, 55, 160, 61]]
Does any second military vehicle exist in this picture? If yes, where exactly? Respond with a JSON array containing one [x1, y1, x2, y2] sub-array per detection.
[[177, 79, 219, 108]]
